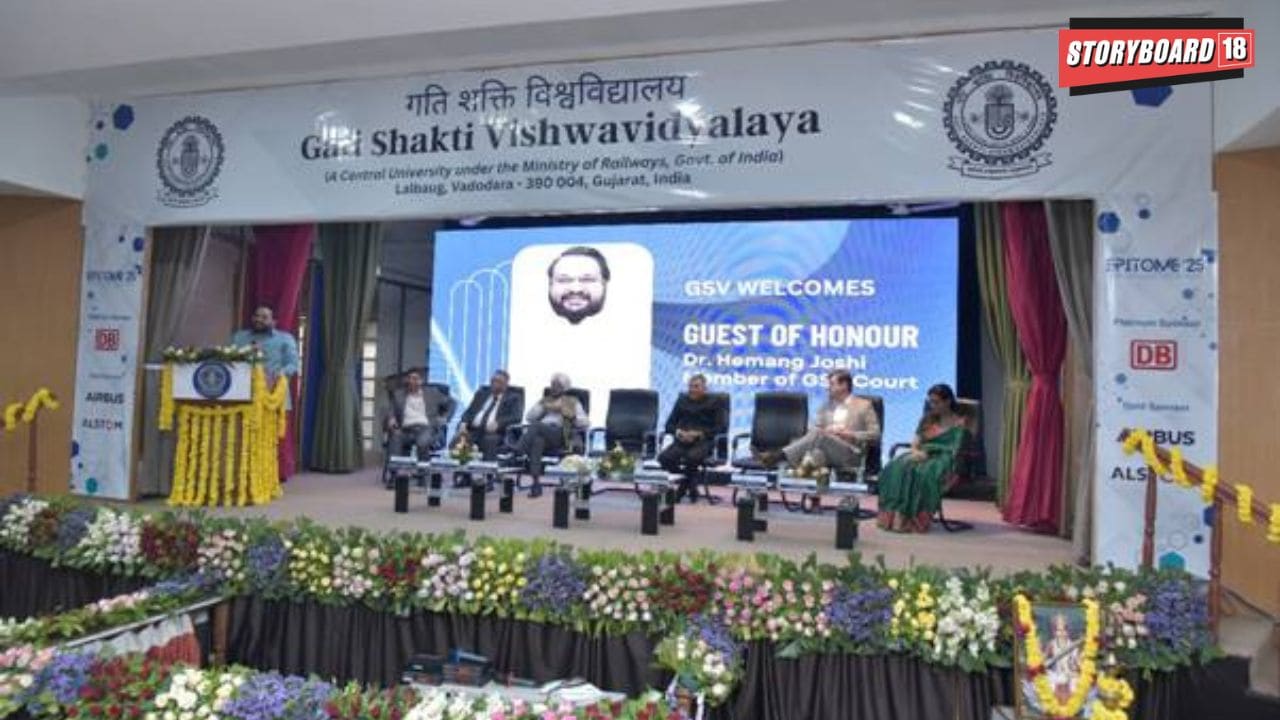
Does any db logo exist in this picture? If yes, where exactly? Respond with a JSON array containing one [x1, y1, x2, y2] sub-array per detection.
[[94, 328, 120, 352], [1130, 340, 1177, 370]]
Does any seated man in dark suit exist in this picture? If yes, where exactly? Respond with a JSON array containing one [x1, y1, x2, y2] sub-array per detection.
[[457, 369, 522, 460], [658, 374, 723, 499], [387, 370, 455, 461]]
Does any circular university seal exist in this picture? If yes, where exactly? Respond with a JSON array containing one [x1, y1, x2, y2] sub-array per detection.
[[156, 116, 225, 201], [942, 60, 1057, 167], [192, 361, 233, 400]]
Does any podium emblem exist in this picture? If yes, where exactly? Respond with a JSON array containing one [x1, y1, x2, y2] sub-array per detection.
[[193, 361, 233, 400]]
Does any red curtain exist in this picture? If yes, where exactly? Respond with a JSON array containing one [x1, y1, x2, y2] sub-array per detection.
[[242, 224, 314, 480], [1000, 202, 1067, 533]]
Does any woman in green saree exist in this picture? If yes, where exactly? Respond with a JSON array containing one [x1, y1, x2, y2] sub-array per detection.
[[876, 384, 969, 533]]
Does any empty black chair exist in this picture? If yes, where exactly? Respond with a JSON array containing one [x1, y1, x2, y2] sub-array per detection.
[[731, 392, 808, 471], [853, 394, 885, 482], [590, 389, 659, 456]]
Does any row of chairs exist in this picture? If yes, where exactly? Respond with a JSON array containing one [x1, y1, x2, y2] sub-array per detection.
[[379, 369, 984, 522]]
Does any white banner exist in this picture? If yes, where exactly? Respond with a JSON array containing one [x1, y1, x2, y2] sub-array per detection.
[[1094, 192, 1218, 576], [84, 31, 1208, 224], [75, 26, 1219, 575], [71, 217, 146, 499]]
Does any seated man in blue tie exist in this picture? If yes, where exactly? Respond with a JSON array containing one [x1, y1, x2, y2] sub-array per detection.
[[458, 369, 522, 460]]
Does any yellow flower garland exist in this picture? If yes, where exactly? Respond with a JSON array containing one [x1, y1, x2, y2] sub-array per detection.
[[1014, 594, 1101, 719], [1139, 433, 1168, 478], [1090, 671, 1135, 720], [1235, 484, 1253, 525], [159, 364, 175, 431], [1121, 429, 1279, 546], [1200, 466, 1218, 506], [3, 388, 59, 431], [2, 403, 22, 432], [161, 362, 287, 508]]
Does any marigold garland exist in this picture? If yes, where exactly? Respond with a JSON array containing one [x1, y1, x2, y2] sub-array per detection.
[[1235, 484, 1254, 525], [1139, 433, 1169, 478], [1200, 466, 1218, 506], [1014, 594, 1100, 719], [3, 388, 58, 431], [1090, 671, 1135, 720], [161, 362, 285, 508], [1267, 504, 1280, 544], [159, 364, 175, 431]]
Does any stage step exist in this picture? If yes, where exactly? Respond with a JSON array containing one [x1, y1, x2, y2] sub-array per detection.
[[1219, 605, 1280, 699]]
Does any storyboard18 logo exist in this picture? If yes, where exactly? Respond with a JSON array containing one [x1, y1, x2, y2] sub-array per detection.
[[1059, 18, 1254, 95]]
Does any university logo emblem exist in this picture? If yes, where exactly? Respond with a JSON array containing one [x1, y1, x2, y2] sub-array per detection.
[[193, 361, 233, 400], [943, 60, 1057, 179], [156, 116, 224, 207]]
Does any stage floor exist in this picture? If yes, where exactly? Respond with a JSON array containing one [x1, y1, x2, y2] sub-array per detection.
[[142, 468, 1076, 574]]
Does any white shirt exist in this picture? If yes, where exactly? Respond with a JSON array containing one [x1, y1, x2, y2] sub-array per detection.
[[472, 393, 502, 432], [402, 392, 430, 427]]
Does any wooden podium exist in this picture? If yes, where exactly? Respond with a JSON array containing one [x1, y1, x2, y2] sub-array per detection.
[[159, 360, 287, 507]]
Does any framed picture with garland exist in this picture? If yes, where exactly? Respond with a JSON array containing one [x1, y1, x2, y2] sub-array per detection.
[[1013, 600, 1095, 719]]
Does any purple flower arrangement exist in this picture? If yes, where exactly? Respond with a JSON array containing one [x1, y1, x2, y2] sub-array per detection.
[[825, 583, 894, 647], [26, 650, 95, 714], [55, 507, 97, 554], [521, 553, 587, 616], [1144, 573, 1211, 655], [245, 536, 290, 596], [688, 614, 742, 667], [222, 671, 335, 720]]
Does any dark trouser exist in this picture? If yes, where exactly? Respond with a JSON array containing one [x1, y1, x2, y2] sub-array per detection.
[[474, 430, 506, 461], [659, 438, 711, 496], [517, 423, 576, 478], [395, 424, 437, 459]]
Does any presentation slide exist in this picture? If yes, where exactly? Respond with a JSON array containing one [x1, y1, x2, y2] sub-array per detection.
[[428, 217, 959, 459]]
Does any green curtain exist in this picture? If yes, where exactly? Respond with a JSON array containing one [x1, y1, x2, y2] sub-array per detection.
[[974, 203, 1029, 506], [1045, 199, 1096, 552], [310, 223, 382, 472]]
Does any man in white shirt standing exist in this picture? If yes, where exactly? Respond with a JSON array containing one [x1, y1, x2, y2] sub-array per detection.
[[458, 369, 523, 460], [387, 371, 455, 460]]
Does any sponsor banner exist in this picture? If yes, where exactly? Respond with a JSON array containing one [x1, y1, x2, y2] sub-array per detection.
[[1094, 191, 1218, 577], [71, 220, 147, 499], [1060, 18, 1254, 94], [84, 30, 1209, 225]]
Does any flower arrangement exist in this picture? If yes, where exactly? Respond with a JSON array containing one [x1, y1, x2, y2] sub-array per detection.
[[787, 450, 829, 484], [417, 542, 475, 612], [654, 618, 742, 708], [557, 455, 595, 477], [0, 576, 215, 653], [597, 443, 636, 479], [449, 427, 478, 465], [928, 575, 1000, 671], [0, 496, 49, 551], [581, 557, 654, 633], [0, 644, 55, 716], [1090, 672, 1136, 720], [69, 507, 144, 575], [162, 345, 264, 364], [0, 493, 1220, 677], [521, 552, 588, 622], [197, 525, 248, 588]]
